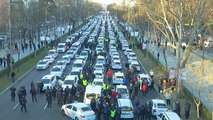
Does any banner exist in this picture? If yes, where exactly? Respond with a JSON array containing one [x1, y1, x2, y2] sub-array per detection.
[[134, 31, 139, 37], [169, 68, 176, 79]]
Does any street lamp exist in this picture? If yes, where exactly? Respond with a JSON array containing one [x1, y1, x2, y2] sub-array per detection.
[[8, 0, 13, 76], [45, 2, 51, 35]]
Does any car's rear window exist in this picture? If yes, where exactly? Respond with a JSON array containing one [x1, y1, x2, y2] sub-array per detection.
[[120, 106, 132, 111], [157, 103, 167, 108], [81, 107, 91, 112]]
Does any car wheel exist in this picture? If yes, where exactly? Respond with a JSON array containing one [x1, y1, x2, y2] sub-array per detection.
[[75, 117, 79, 120], [61, 109, 65, 115]]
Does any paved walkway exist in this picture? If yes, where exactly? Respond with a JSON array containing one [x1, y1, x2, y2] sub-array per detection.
[[143, 36, 213, 112], [0, 25, 70, 71]]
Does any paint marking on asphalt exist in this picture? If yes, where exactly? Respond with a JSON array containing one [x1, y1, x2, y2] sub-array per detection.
[[43, 103, 48, 110], [13, 103, 19, 110]]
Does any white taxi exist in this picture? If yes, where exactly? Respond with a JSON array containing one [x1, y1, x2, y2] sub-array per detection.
[[147, 99, 168, 116], [61, 102, 96, 120]]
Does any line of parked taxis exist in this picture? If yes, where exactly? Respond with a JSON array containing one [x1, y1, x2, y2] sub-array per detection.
[[36, 15, 181, 120]]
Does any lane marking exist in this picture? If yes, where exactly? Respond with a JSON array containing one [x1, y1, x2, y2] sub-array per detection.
[[13, 103, 19, 110], [43, 103, 48, 110]]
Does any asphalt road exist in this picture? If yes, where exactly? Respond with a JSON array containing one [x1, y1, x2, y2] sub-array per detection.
[[0, 19, 161, 120]]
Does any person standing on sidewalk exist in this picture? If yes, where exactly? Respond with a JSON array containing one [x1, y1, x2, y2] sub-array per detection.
[[11, 71, 16, 83], [157, 52, 160, 60], [184, 100, 191, 119], [0, 57, 2, 67], [150, 69, 154, 79], [164, 91, 171, 106]]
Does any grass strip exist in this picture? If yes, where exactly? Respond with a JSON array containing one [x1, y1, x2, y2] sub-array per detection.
[[0, 24, 85, 92]]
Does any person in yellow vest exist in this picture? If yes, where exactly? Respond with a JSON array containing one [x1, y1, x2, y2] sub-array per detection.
[[87, 81, 92, 85], [102, 83, 107, 96], [82, 79, 87, 89], [80, 73, 84, 80], [110, 108, 116, 120]]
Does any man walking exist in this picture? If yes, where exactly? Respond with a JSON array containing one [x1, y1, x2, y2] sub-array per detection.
[[20, 96, 27, 112], [30, 86, 37, 102], [10, 87, 16, 102], [11, 71, 16, 83], [46, 90, 52, 108]]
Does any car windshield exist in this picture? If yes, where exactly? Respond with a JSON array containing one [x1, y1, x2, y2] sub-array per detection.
[[38, 61, 46, 64], [41, 79, 50, 84], [80, 107, 91, 112], [95, 73, 102, 76], [120, 106, 132, 111], [57, 62, 64, 65], [97, 58, 105, 62], [80, 52, 87, 56], [67, 51, 73, 55], [96, 46, 102, 49], [86, 93, 97, 99], [73, 63, 82, 67], [51, 67, 61, 71], [157, 103, 167, 108], [62, 58, 68, 60], [116, 75, 124, 79], [64, 80, 74, 84], [117, 88, 128, 94], [70, 71, 79, 76], [45, 57, 51, 59], [58, 45, 64, 48], [48, 51, 55, 55], [94, 82, 103, 86], [96, 65, 102, 68]]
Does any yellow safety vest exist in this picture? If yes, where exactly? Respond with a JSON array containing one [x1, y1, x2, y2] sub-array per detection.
[[103, 84, 107, 90], [83, 80, 87, 86], [110, 110, 116, 118], [107, 85, 111, 90], [80, 74, 84, 79], [88, 82, 92, 85]]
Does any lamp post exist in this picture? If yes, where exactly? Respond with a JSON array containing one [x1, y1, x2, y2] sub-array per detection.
[[8, 0, 13, 76], [44, 2, 51, 51]]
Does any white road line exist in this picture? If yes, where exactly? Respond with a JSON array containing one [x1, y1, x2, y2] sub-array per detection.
[[13, 103, 19, 110], [43, 103, 48, 110]]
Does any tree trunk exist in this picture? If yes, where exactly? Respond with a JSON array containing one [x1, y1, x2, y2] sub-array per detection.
[[196, 102, 201, 118], [180, 45, 192, 68], [162, 48, 168, 70]]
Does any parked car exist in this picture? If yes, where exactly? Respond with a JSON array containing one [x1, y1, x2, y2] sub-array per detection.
[[44, 55, 54, 64], [36, 59, 49, 70], [147, 99, 168, 116], [41, 74, 62, 90], [50, 66, 64, 78]]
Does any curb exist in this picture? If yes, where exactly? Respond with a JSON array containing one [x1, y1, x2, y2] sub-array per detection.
[[0, 67, 35, 96]]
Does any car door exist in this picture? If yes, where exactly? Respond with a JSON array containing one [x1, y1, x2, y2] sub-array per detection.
[[156, 113, 163, 120], [71, 106, 78, 119], [65, 105, 72, 117]]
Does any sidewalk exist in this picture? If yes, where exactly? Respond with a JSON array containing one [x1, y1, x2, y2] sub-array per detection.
[[0, 25, 69, 71], [144, 36, 213, 112]]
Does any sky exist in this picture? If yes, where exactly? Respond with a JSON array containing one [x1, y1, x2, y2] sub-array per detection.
[[90, 0, 123, 5]]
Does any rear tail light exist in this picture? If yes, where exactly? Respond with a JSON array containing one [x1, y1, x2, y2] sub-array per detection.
[[81, 115, 85, 118]]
